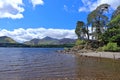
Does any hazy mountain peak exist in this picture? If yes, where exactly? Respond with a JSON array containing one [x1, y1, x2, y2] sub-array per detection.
[[43, 36, 57, 40]]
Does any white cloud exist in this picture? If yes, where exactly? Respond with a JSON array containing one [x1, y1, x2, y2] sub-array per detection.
[[0, 28, 77, 43], [79, 0, 120, 12], [31, 0, 44, 7], [0, 0, 45, 19], [0, 0, 24, 19], [64, 5, 68, 12], [79, 7, 88, 12]]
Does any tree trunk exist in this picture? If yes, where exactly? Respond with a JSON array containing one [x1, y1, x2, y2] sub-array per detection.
[[86, 25, 89, 40]]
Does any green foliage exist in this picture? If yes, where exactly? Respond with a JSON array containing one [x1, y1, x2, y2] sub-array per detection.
[[64, 47, 70, 50], [75, 21, 85, 39], [97, 47, 103, 52], [74, 4, 120, 52], [101, 13, 120, 46], [109, 34, 120, 42], [87, 4, 109, 40], [108, 14, 120, 28], [102, 42, 120, 52], [75, 39, 86, 46]]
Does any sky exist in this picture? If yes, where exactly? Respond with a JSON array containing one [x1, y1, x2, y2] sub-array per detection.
[[0, 0, 119, 42]]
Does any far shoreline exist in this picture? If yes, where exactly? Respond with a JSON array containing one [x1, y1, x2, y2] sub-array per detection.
[[58, 49, 120, 60]]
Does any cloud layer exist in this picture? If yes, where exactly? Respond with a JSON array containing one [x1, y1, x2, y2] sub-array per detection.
[[0, 0, 44, 19], [0, 28, 77, 43], [79, 0, 120, 12]]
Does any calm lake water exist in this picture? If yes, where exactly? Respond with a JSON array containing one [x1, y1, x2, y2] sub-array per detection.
[[0, 48, 120, 80]]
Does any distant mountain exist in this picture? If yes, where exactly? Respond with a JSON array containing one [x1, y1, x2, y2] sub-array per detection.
[[58, 38, 76, 44], [24, 37, 58, 45], [0, 36, 17, 43], [24, 38, 40, 45], [39, 36, 59, 45], [42, 36, 58, 41], [24, 37, 76, 45]]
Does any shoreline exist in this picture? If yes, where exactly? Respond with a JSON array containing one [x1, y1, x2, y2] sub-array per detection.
[[78, 51, 120, 60], [58, 49, 120, 60]]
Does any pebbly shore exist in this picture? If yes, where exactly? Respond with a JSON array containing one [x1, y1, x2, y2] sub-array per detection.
[[57, 48, 120, 60]]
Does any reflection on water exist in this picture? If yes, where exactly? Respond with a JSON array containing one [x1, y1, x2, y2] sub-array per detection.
[[75, 56, 120, 80], [0, 48, 77, 80], [0, 48, 120, 80]]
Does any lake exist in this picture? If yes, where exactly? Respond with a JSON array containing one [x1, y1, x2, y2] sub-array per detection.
[[0, 48, 120, 80]]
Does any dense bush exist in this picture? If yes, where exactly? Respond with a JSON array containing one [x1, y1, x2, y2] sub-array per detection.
[[75, 39, 86, 46], [102, 42, 120, 52]]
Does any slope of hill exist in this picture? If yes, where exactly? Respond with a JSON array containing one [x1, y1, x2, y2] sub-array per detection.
[[24, 38, 40, 45], [59, 38, 76, 44], [24, 37, 76, 45], [0, 36, 17, 43], [24, 37, 59, 45], [38, 36, 59, 45]]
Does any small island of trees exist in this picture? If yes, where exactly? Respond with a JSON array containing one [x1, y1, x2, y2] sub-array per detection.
[[75, 4, 120, 52]]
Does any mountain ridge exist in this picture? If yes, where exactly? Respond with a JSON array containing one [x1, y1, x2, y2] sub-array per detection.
[[0, 36, 76, 46], [24, 36, 76, 45]]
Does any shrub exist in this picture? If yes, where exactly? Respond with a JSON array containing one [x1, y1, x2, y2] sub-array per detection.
[[97, 47, 103, 52], [64, 47, 69, 50], [75, 39, 86, 46], [102, 42, 120, 52]]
